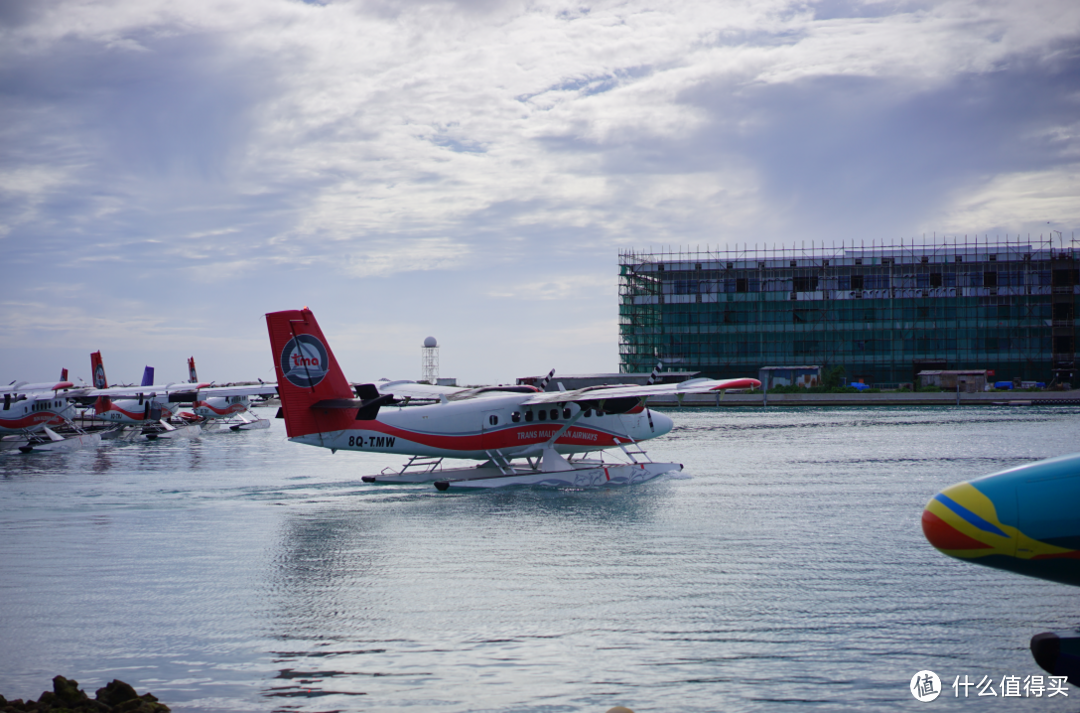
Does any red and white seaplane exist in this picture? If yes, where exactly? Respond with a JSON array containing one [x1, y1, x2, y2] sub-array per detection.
[[0, 370, 102, 453], [186, 357, 274, 431], [86, 353, 276, 438], [267, 308, 760, 490], [85, 351, 202, 440]]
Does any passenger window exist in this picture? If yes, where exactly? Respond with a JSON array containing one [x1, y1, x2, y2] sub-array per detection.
[[489, 415, 499, 426], [538, 409, 547, 421], [584, 409, 592, 417], [550, 409, 558, 420], [511, 411, 521, 423], [525, 410, 533, 422], [596, 410, 605, 417], [562, 408, 571, 419]]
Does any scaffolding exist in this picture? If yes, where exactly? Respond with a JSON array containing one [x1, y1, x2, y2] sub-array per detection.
[[619, 236, 1079, 386]]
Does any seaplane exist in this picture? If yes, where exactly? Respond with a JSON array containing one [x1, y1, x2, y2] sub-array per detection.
[[85, 352, 277, 439], [266, 308, 760, 490], [0, 370, 102, 453], [85, 351, 201, 441], [184, 357, 274, 432]]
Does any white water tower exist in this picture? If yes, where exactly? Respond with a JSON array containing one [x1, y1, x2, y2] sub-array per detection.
[[421, 336, 439, 384]]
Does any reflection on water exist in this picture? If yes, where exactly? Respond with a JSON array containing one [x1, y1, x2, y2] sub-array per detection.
[[2, 406, 1079, 712]]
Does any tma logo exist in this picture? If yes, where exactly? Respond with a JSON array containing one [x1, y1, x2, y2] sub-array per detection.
[[280, 334, 330, 389], [94, 364, 106, 389]]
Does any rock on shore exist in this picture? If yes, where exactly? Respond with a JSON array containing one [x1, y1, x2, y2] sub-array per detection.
[[1, 676, 169, 712]]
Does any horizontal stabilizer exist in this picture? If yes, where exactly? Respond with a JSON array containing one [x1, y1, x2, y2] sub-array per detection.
[[313, 398, 367, 409], [313, 393, 394, 420], [354, 383, 380, 400]]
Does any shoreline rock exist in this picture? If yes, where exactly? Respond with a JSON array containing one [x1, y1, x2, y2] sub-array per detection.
[[1, 676, 169, 712]]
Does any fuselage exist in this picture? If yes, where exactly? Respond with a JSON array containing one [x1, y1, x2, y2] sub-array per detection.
[[193, 395, 250, 419], [0, 395, 76, 434], [94, 398, 178, 424], [290, 392, 674, 459]]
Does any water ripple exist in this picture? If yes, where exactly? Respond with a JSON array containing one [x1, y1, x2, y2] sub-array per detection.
[[2, 407, 1078, 711]]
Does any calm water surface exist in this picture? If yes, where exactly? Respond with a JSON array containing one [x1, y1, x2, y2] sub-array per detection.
[[1, 406, 1079, 712]]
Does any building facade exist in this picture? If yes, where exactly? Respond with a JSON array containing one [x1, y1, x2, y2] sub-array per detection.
[[618, 239, 1078, 386]]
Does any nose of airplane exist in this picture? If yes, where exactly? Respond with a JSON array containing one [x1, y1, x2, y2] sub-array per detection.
[[921, 481, 1016, 559], [922, 454, 1080, 586], [650, 409, 674, 437]]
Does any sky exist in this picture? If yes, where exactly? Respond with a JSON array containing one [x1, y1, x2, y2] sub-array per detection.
[[1, 0, 1078, 386]]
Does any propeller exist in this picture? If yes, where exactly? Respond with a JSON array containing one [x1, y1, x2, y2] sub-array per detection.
[[537, 369, 556, 392]]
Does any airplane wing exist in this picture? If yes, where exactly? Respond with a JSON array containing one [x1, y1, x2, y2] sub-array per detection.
[[372, 380, 542, 402], [520, 377, 761, 410], [373, 380, 468, 400], [188, 383, 279, 399], [369, 377, 757, 408], [82, 382, 278, 403], [83, 382, 211, 398], [0, 380, 79, 395]]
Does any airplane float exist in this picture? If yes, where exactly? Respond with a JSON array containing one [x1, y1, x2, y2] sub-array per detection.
[[266, 308, 760, 490], [0, 371, 102, 453], [923, 454, 1080, 686]]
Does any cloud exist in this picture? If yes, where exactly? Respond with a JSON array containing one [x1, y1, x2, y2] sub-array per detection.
[[344, 237, 472, 277], [0, 165, 76, 237], [933, 166, 1080, 235], [1, 0, 1078, 382], [487, 274, 615, 301]]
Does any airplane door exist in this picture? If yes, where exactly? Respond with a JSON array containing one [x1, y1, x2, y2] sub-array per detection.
[[481, 409, 501, 451]]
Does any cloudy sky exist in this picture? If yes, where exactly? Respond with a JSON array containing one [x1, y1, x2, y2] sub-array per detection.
[[1, 0, 1078, 386]]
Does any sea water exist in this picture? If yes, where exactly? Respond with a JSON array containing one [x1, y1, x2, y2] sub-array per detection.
[[1, 406, 1078, 712]]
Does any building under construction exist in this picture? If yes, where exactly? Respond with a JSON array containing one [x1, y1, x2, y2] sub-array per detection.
[[618, 237, 1078, 387]]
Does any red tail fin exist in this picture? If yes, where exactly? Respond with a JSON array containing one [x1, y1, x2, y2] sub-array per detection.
[[90, 351, 110, 414], [266, 309, 354, 439], [90, 351, 108, 389], [188, 356, 198, 384], [60, 368, 68, 382]]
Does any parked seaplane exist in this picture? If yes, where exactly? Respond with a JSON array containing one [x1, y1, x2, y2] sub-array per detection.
[[1, 370, 102, 453], [85, 352, 276, 439], [86, 351, 198, 440], [185, 357, 274, 431], [266, 308, 760, 490]]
